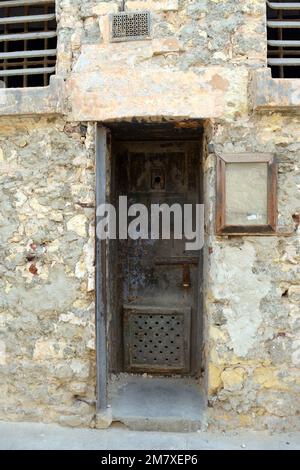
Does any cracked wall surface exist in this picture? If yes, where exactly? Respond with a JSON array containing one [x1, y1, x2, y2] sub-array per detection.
[[205, 115, 300, 431]]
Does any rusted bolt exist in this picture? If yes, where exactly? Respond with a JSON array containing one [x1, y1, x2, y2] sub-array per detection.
[[292, 213, 300, 229], [29, 264, 38, 275], [182, 265, 191, 288], [277, 332, 286, 338]]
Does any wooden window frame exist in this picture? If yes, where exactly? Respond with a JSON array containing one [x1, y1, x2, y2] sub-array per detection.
[[216, 153, 277, 236]]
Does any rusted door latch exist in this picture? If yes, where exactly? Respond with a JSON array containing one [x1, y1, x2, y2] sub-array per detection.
[[155, 257, 198, 289]]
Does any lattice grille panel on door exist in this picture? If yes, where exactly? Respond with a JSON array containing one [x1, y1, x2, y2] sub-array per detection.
[[124, 307, 191, 374]]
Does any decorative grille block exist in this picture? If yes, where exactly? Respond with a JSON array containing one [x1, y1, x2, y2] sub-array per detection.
[[123, 306, 191, 374], [110, 11, 151, 42]]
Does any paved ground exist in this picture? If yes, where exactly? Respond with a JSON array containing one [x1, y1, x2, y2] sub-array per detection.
[[0, 421, 299, 450]]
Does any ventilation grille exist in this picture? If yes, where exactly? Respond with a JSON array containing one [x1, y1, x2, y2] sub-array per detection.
[[267, 0, 300, 78], [0, 0, 57, 88], [124, 307, 191, 374], [110, 11, 151, 42]]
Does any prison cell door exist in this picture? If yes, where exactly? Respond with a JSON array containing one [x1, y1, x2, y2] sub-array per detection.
[[115, 141, 201, 376]]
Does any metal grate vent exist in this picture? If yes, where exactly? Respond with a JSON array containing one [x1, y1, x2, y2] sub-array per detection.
[[0, 0, 57, 88], [124, 307, 191, 374], [267, 1, 300, 78], [110, 11, 151, 42]]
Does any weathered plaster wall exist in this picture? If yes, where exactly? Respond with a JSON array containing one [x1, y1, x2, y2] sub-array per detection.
[[205, 114, 300, 431], [0, 118, 97, 426]]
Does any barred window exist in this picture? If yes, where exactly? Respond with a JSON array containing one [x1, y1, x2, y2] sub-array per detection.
[[0, 0, 57, 88], [267, 1, 300, 78]]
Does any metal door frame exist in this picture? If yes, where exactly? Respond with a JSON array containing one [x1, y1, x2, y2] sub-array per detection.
[[95, 122, 204, 411], [95, 125, 110, 411]]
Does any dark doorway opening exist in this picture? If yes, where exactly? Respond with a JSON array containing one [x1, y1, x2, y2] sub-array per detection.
[[96, 121, 205, 429]]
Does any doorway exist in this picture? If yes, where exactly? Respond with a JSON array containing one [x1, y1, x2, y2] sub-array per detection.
[[96, 121, 204, 428]]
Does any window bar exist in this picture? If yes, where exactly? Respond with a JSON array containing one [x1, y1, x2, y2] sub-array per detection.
[[23, 4, 29, 88], [0, 14, 56, 25], [0, 31, 57, 42], [278, 7, 284, 78], [0, 66, 56, 76], [43, 5, 48, 86], [0, 0, 54, 6], [3, 6, 9, 87]]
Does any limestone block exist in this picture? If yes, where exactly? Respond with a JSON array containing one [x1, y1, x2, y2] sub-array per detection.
[[59, 312, 87, 326], [221, 367, 245, 392], [0, 341, 6, 366], [288, 286, 300, 304], [292, 345, 300, 366], [59, 414, 93, 428], [95, 408, 113, 429], [69, 382, 88, 395], [87, 276, 95, 292], [49, 212, 64, 223], [53, 364, 74, 381], [67, 214, 87, 237], [93, 3, 119, 16], [253, 367, 288, 391], [126, 0, 179, 12], [208, 364, 223, 394], [33, 340, 66, 361], [70, 360, 90, 380], [152, 38, 183, 55]]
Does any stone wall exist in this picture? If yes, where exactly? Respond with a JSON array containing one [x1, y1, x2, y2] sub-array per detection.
[[0, 118, 97, 426], [0, 0, 299, 431], [57, 0, 267, 77], [205, 114, 300, 431], [65, 0, 264, 121]]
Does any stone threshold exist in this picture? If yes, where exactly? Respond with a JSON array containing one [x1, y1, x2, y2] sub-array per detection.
[[101, 374, 206, 433]]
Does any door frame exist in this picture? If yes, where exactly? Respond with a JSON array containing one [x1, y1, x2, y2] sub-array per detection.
[[95, 122, 204, 410], [95, 125, 110, 411]]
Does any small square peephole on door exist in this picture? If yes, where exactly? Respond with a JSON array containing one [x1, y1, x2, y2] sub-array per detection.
[[151, 169, 165, 190]]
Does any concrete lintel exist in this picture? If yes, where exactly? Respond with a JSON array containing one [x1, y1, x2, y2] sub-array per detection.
[[0, 75, 66, 117], [66, 42, 231, 121], [251, 68, 300, 112]]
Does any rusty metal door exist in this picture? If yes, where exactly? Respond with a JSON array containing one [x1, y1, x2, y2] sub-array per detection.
[[115, 141, 201, 376]]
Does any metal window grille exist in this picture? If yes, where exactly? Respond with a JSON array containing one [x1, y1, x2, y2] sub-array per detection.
[[267, 1, 300, 78], [110, 11, 151, 42], [0, 0, 57, 88]]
